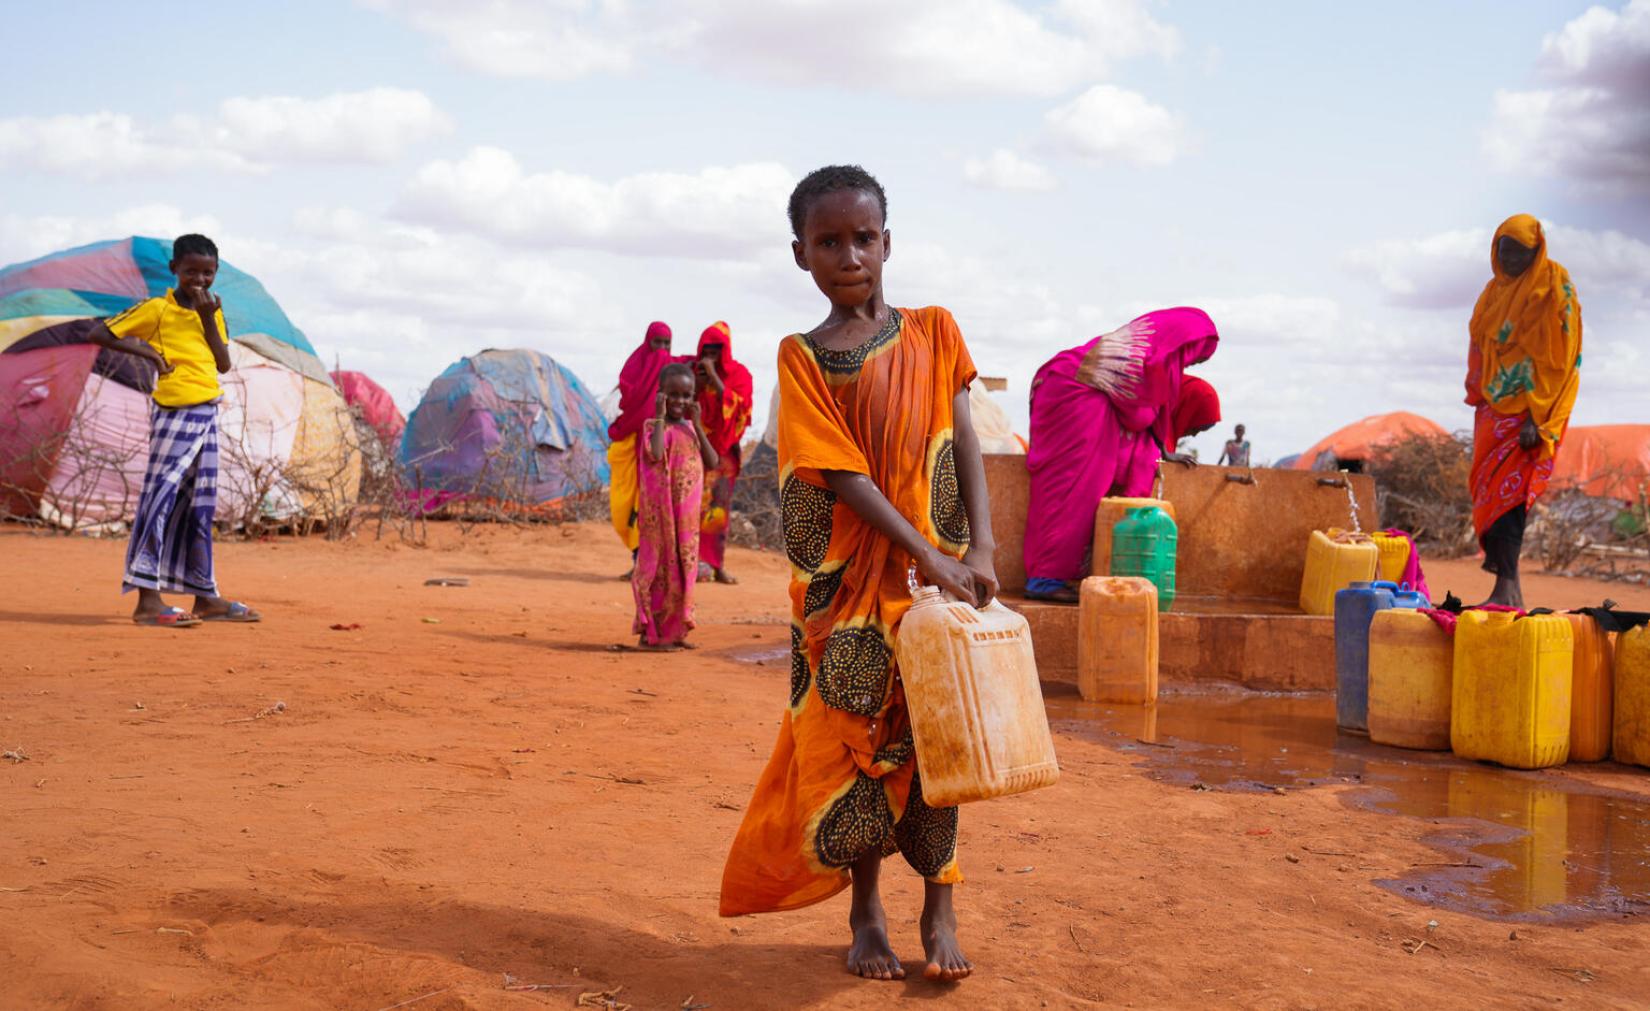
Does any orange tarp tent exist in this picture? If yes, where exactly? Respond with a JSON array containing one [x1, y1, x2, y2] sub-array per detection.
[[1291, 412, 1449, 471], [1550, 425, 1650, 501]]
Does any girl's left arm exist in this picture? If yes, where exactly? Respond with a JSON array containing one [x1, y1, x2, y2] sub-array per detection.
[[951, 387, 999, 607]]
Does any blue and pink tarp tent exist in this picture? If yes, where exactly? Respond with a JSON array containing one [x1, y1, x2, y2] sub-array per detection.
[[401, 348, 610, 508], [0, 235, 329, 385], [0, 237, 359, 529]]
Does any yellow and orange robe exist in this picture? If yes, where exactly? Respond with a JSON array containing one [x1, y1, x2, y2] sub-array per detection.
[[1465, 214, 1582, 541], [719, 306, 976, 917]]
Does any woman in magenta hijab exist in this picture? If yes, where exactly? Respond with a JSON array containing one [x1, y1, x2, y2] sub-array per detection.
[[608, 322, 674, 563], [1024, 307, 1221, 602]]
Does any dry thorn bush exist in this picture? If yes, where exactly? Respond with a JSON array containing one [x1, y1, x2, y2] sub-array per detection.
[[1366, 430, 1476, 556]]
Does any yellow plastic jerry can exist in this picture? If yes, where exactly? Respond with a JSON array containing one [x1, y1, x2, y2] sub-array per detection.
[[1614, 625, 1650, 768], [1369, 531, 1412, 586], [1367, 609, 1452, 750], [1451, 611, 1573, 769], [1077, 576, 1158, 704], [1299, 529, 1379, 616], [1563, 613, 1613, 763]]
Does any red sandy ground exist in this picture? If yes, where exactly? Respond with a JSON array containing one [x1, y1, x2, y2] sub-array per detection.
[[1, 523, 1647, 1010]]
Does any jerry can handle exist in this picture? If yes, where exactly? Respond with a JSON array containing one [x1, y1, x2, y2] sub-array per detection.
[[907, 562, 923, 598]]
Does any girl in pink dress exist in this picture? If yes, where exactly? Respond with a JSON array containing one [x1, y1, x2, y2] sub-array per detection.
[[632, 363, 720, 649]]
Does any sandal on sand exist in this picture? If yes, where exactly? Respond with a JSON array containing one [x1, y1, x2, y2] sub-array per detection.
[[196, 601, 261, 623], [134, 606, 202, 628]]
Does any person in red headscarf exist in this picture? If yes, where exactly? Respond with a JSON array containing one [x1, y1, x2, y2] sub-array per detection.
[[692, 321, 754, 583], [608, 322, 674, 569]]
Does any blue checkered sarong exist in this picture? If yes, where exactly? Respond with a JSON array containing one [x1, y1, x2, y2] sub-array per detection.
[[123, 401, 219, 596]]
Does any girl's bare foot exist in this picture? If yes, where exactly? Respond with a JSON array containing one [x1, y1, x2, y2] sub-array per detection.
[[920, 882, 972, 981], [714, 569, 739, 585], [847, 908, 903, 980], [847, 849, 903, 980]]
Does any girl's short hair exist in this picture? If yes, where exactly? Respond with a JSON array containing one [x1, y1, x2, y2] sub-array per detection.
[[660, 362, 695, 385], [787, 164, 887, 239], [172, 233, 219, 261]]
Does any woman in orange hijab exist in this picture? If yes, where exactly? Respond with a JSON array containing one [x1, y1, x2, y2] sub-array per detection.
[[1465, 214, 1581, 607]]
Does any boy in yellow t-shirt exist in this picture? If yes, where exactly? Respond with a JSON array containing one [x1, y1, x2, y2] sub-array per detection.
[[89, 233, 261, 627]]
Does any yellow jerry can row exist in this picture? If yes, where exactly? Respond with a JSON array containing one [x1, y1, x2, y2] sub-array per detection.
[[1367, 609, 1452, 750], [1563, 613, 1613, 763], [1369, 531, 1412, 586], [1090, 497, 1177, 578], [1615, 626, 1650, 768], [1077, 576, 1158, 704], [1299, 529, 1379, 616], [1451, 611, 1573, 770]]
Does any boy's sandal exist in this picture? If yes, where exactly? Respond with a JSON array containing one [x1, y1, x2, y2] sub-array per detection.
[[133, 606, 202, 628], [196, 601, 261, 623]]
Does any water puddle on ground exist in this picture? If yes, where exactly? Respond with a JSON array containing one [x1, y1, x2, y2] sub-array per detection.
[[1048, 690, 1650, 922]]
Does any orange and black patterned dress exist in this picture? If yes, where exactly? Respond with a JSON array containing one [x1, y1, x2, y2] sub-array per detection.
[[719, 305, 976, 916]]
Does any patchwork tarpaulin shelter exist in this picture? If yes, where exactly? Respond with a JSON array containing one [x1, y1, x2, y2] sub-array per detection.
[[0, 236, 330, 384], [331, 369, 405, 446], [0, 237, 359, 529], [400, 348, 610, 509], [1550, 425, 1650, 501], [1292, 412, 1449, 472]]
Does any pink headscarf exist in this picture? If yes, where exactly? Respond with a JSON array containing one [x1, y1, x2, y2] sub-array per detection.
[[1024, 307, 1220, 582], [608, 321, 673, 442]]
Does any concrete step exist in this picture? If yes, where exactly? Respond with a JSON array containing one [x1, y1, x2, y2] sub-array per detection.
[[1003, 594, 1335, 693]]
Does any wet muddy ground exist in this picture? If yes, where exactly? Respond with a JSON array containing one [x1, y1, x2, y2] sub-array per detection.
[[1049, 691, 1650, 922]]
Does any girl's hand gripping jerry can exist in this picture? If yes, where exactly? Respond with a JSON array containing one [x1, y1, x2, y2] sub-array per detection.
[[896, 570, 1060, 807]]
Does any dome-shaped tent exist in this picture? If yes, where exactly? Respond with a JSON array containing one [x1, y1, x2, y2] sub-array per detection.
[[401, 348, 610, 511], [0, 238, 359, 530], [1291, 412, 1449, 473]]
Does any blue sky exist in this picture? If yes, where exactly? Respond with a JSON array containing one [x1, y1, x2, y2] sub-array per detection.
[[2, 0, 1645, 461]]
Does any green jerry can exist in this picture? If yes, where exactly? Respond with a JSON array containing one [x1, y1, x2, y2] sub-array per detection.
[[1109, 506, 1178, 612]]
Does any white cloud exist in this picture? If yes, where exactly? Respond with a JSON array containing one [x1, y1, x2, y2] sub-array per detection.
[[0, 113, 255, 178], [240, 212, 621, 408], [207, 88, 451, 164], [1483, 0, 1650, 191], [1345, 222, 1650, 309], [365, 0, 1180, 97], [0, 89, 449, 179], [394, 146, 796, 258], [360, 0, 636, 80], [963, 148, 1057, 191], [1043, 84, 1188, 166], [0, 205, 224, 265]]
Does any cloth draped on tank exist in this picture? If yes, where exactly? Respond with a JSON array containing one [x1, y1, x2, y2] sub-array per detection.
[[1465, 214, 1581, 558], [607, 322, 674, 552], [694, 321, 753, 571], [1022, 307, 1220, 586], [631, 418, 703, 646], [718, 306, 976, 917]]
